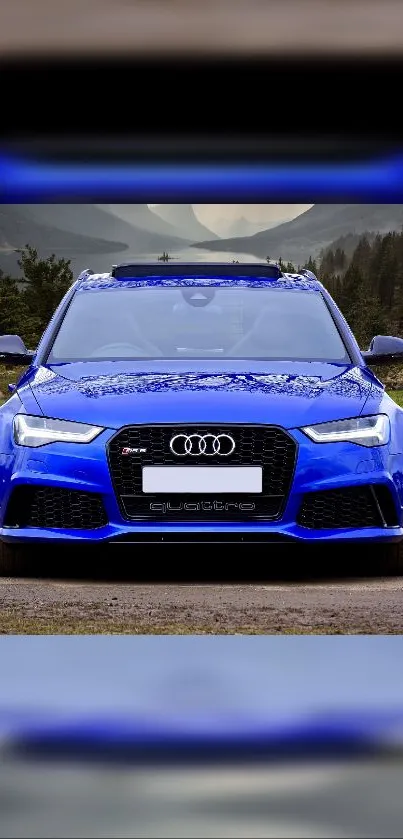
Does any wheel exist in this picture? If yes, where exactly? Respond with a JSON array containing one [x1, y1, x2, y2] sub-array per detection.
[[0, 540, 31, 576], [370, 542, 403, 576]]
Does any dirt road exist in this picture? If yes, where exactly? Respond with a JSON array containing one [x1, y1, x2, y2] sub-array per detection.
[[1, 554, 403, 633]]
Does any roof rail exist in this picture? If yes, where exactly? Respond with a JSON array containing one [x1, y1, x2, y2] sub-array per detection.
[[111, 262, 284, 280], [298, 268, 318, 281], [76, 268, 95, 281]]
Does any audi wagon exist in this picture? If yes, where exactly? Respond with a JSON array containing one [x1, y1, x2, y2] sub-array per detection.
[[1, 261, 403, 574]]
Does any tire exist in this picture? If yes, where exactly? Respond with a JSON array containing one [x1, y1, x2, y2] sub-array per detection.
[[371, 542, 403, 576], [0, 540, 31, 576]]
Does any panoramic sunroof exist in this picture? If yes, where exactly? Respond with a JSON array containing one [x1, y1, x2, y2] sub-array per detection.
[[111, 263, 283, 280]]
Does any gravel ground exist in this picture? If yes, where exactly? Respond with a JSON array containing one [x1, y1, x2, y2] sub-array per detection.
[[1, 550, 403, 634]]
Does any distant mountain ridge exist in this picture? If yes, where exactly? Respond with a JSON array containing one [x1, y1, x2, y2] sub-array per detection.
[[18, 204, 189, 250], [0, 205, 128, 253], [98, 204, 191, 241], [0, 205, 131, 276], [222, 216, 290, 238], [150, 204, 219, 241], [0, 204, 191, 277], [319, 231, 379, 263], [193, 204, 403, 264]]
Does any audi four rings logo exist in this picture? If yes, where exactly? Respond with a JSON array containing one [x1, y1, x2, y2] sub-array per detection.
[[169, 433, 236, 457]]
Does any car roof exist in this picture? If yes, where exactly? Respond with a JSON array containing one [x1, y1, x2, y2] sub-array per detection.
[[75, 263, 322, 293]]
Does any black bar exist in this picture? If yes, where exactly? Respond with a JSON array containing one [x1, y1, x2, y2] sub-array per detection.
[[0, 56, 402, 141], [112, 263, 283, 279]]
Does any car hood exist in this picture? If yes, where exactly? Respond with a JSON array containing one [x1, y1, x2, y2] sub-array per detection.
[[24, 360, 376, 430], [19, 362, 374, 428]]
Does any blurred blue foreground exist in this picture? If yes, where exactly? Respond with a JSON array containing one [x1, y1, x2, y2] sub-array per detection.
[[1, 636, 403, 836], [1, 636, 403, 753]]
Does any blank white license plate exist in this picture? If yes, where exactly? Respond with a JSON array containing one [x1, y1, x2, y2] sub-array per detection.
[[142, 466, 263, 494]]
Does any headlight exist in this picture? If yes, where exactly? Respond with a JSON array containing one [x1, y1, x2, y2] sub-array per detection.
[[301, 415, 390, 447], [13, 415, 104, 447]]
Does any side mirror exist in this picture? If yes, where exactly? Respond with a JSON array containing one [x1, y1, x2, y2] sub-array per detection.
[[0, 335, 34, 366], [362, 335, 403, 366]]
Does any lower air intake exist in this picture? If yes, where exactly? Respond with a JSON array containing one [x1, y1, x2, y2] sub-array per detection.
[[298, 485, 398, 530], [4, 486, 107, 530]]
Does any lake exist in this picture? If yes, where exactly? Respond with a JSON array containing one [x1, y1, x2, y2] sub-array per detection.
[[114, 246, 263, 264], [1, 245, 263, 283]]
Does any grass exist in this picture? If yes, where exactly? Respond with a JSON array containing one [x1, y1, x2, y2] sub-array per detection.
[[0, 366, 22, 405], [390, 390, 403, 406], [0, 611, 348, 635]]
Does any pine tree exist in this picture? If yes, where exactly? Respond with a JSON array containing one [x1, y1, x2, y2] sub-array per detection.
[[0, 273, 27, 336], [338, 262, 390, 346], [375, 233, 399, 309], [320, 272, 338, 296], [334, 247, 347, 273], [320, 249, 335, 278], [17, 246, 73, 345], [303, 256, 318, 275], [350, 235, 372, 280]]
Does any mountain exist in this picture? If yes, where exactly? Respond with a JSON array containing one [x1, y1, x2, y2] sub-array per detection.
[[223, 216, 287, 238], [193, 204, 403, 264], [0, 205, 131, 276], [17, 204, 189, 250], [98, 204, 191, 241], [0, 204, 191, 278], [319, 231, 379, 263], [150, 205, 219, 241]]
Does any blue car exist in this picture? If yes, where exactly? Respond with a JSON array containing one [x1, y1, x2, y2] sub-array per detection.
[[1, 261, 403, 575]]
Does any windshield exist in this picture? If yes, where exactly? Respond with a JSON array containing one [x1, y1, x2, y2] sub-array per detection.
[[48, 286, 350, 362]]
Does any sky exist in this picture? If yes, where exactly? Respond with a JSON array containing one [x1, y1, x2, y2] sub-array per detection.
[[194, 204, 312, 228], [149, 205, 313, 235]]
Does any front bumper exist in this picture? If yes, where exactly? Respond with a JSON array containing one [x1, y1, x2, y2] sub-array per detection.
[[1, 428, 403, 545]]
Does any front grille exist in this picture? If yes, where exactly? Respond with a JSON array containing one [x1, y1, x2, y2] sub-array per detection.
[[108, 425, 297, 521], [297, 485, 397, 530], [4, 486, 107, 530]]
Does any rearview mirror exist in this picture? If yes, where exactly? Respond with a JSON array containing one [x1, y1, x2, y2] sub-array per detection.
[[0, 335, 34, 365], [362, 335, 403, 366]]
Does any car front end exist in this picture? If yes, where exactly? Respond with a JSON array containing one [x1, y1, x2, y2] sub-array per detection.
[[1, 363, 403, 550], [1, 264, 403, 570]]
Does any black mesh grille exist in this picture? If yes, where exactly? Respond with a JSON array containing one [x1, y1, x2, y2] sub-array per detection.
[[4, 486, 107, 530], [107, 425, 297, 521], [297, 485, 391, 530]]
